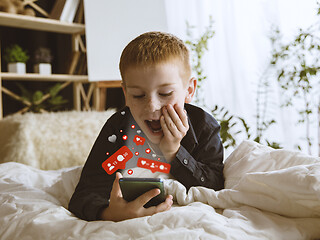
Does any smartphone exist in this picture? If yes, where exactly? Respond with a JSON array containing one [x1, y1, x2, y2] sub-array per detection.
[[119, 178, 166, 208]]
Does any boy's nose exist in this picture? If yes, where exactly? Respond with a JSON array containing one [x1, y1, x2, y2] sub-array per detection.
[[146, 97, 161, 113]]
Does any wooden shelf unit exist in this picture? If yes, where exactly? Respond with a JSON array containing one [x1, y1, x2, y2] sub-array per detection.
[[0, 11, 99, 119]]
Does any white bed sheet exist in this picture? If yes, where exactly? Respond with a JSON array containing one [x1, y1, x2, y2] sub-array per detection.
[[0, 140, 320, 240]]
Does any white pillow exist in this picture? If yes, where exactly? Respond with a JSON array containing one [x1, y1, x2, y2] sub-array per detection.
[[0, 110, 115, 170]]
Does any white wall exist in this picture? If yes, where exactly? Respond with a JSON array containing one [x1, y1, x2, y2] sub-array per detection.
[[84, 0, 168, 81]]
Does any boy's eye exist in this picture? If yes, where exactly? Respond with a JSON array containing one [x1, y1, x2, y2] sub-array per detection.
[[159, 92, 173, 97], [133, 94, 145, 99]]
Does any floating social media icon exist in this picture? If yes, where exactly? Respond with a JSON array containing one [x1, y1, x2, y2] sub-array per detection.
[[145, 148, 151, 154], [102, 146, 133, 175], [108, 134, 117, 143], [127, 169, 133, 175], [137, 158, 171, 174], [133, 135, 145, 146]]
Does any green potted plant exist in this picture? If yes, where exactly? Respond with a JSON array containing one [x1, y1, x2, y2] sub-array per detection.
[[33, 47, 53, 75], [4, 44, 29, 74]]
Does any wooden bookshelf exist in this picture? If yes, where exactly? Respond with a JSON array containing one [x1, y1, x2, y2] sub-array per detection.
[[0, 10, 96, 119]]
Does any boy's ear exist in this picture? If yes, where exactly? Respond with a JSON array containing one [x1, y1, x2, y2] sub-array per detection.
[[185, 77, 197, 103], [121, 82, 128, 105]]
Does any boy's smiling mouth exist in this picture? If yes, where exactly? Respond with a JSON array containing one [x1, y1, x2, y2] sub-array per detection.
[[145, 120, 162, 133]]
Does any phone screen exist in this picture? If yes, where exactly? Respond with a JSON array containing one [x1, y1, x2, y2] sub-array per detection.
[[119, 178, 166, 208]]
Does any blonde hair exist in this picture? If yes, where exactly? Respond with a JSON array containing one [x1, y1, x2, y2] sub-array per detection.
[[119, 31, 191, 84]]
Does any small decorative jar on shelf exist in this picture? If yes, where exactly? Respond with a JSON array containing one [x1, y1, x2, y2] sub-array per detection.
[[33, 47, 53, 75], [4, 44, 29, 74]]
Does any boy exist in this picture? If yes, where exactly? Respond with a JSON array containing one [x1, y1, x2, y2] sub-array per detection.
[[69, 31, 224, 222]]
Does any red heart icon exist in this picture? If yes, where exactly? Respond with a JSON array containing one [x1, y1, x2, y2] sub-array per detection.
[[145, 148, 151, 154], [127, 169, 133, 175]]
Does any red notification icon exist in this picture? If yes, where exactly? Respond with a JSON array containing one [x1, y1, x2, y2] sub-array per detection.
[[133, 135, 145, 146], [102, 146, 133, 175], [137, 158, 171, 174]]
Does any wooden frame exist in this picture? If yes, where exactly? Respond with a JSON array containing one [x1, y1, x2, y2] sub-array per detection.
[[23, 0, 50, 18], [96, 81, 122, 111]]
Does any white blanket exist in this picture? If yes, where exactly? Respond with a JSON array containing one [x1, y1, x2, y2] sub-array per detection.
[[0, 140, 320, 240]]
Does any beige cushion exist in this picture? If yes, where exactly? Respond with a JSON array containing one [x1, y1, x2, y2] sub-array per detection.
[[0, 110, 115, 170]]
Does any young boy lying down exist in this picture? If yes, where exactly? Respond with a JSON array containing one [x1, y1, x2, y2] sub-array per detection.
[[69, 31, 224, 222]]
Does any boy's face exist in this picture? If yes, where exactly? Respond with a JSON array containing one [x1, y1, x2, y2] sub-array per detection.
[[122, 61, 196, 145]]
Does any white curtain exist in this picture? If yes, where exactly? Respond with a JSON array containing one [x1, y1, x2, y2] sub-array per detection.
[[164, 0, 319, 156]]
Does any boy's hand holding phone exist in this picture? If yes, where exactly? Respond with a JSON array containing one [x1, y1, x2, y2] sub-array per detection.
[[160, 104, 189, 162], [100, 172, 173, 222]]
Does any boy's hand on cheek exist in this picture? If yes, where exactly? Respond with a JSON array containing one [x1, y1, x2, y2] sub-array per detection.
[[160, 104, 189, 162], [100, 172, 173, 222]]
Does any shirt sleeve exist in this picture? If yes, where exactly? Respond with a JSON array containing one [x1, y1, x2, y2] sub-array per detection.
[[170, 122, 224, 191], [68, 117, 120, 221]]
